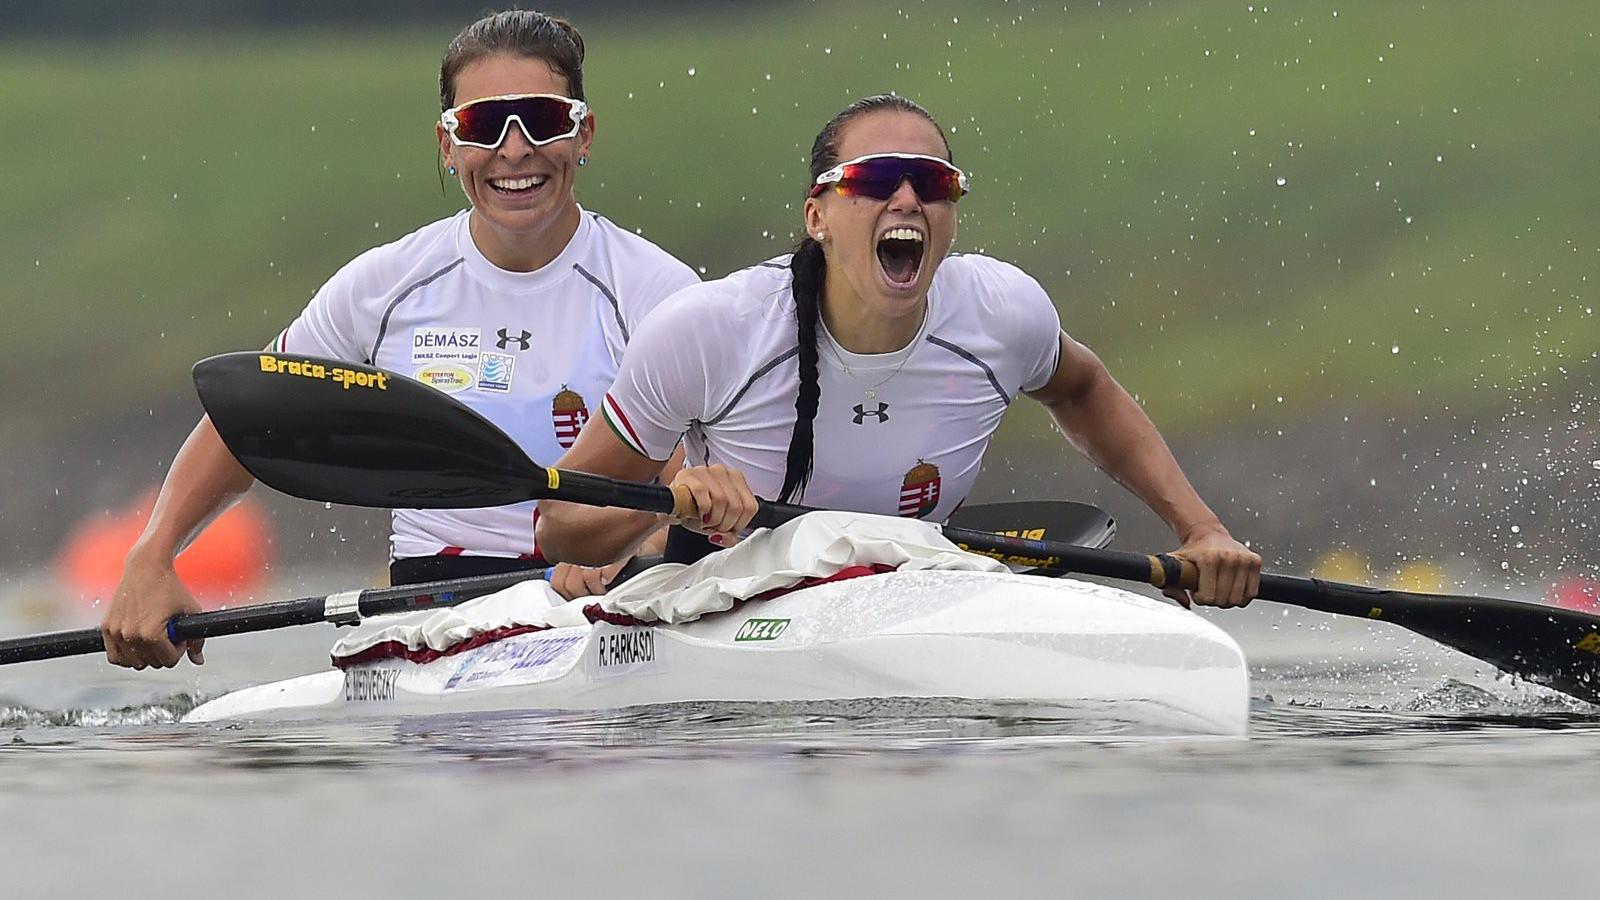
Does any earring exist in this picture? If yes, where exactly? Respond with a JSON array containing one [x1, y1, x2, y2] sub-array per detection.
[[447, 165, 456, 176], [578, 156, 588, 167], [814, 231, 826, 241]]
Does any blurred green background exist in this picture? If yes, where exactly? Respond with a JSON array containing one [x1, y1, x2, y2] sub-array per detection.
[[2, 1, 1596, 581]]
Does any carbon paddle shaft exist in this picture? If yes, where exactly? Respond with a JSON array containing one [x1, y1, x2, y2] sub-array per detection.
[[945, 527, 1600, 705], [547, 469, 813, 528], [0, 569, 545, 665], [190, 352, 1600, 705]]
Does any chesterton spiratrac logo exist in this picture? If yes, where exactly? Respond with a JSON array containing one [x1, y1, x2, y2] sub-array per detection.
[[414, 363, 475, 393]]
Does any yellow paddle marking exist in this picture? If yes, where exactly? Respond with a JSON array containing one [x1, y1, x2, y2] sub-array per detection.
[[546, 467, 560, 491], [1574, 633, 1600, 655], [1148, 556, 1167, 588], [1368, 607, 1383, 619], [258, 354, 387, 390], [957, 544, 1058, 569]]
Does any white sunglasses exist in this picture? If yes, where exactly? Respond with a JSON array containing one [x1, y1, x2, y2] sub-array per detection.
[[440, 93, 589, 150], [809, 152, 970, 202]]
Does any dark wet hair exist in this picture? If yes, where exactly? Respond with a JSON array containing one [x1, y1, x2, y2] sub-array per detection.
[[778, 94, 953, 504], [440, 9, 587, 109]]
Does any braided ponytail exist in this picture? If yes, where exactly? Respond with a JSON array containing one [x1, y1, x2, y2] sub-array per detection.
[[779, 237, 826, 503], [776, 94, 953, 504]]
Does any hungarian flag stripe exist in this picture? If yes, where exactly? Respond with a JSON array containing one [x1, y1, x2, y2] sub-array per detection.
[[553, 408, 589, 449], [899, 480, 940, 517], [602, 394, 649, 458]]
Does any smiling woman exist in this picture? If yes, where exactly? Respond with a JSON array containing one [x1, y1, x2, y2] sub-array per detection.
[[98, 9, 698, 671], [437, 49, 590, 272], [536, 94, 1262, 611]]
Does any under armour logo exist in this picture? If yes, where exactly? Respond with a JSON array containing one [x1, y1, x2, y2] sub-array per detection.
[[852, 402, 889, 425], [496, 328, 531, 351]]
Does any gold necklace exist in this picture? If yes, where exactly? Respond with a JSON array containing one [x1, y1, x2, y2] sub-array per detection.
[[828, 342, 915, 400]]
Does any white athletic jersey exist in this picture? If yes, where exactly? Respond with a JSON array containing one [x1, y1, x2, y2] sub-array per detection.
[[602, 253, 1062, 521], [274, 208, 699, 560]]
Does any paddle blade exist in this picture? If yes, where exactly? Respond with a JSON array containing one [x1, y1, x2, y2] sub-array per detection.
[[1384, 593, 1600, 705], [1267, 575, 1600, 705], [193, 352, 545, 509], [948, 500, 1116, 550]]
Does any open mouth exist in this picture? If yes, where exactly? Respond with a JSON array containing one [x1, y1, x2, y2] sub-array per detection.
[[875, 226, 925, 289], [487, 174, 550, 197]]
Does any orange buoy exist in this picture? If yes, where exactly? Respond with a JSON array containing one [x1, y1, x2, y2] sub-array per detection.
[[56, 490, 273, 611]]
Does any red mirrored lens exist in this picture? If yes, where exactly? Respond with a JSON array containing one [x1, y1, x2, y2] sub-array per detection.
[[833, 157, 964, 202], [452, 96, 579, 146]]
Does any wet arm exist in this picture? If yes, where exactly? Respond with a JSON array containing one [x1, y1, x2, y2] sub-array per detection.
[[103, 416, 255, 667], [128, 416, 256, 565], [1026, 333, 1228, 543], [536, 421, 679, 565]]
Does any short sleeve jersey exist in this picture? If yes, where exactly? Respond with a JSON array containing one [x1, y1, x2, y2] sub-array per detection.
[[275, 208, 699, 560], [601, 253, 1062, 521]]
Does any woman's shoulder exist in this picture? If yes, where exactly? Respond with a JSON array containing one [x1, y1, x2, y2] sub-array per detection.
[[632, 256, 794, 351], [938, 252, 1053, 309], [932, 252, 1060, 345], [581, 211, 698, 278], [331, 212, 467, 290], [931, 254, 1062, 392], [620, 259, 796, 414], [937, 252, 1040, 291], [657, 256, 792, 315], [723, 255, 797, 299]]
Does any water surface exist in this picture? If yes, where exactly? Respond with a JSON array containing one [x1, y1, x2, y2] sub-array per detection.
[[2, 581, 1593, 898]]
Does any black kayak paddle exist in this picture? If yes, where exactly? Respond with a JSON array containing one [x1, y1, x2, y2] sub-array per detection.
[[0, 500, 1107, 665], [190, 351, 1600, 705]]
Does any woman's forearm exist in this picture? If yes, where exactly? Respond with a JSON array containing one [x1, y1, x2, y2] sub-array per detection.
[[539, 430, 689, 565], [1043, 363, 1225, 541], [131, 416, 257, 563], [537, 500, 662, 566]]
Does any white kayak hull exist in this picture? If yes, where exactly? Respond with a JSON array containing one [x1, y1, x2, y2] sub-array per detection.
[[184, 570, 1249, 735]]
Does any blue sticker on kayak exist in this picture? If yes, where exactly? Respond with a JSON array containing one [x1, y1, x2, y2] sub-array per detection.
[[444, 632, 585, 690]]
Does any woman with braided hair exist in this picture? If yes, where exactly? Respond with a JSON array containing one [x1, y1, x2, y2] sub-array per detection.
[[539, 94, 1260, 608]]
